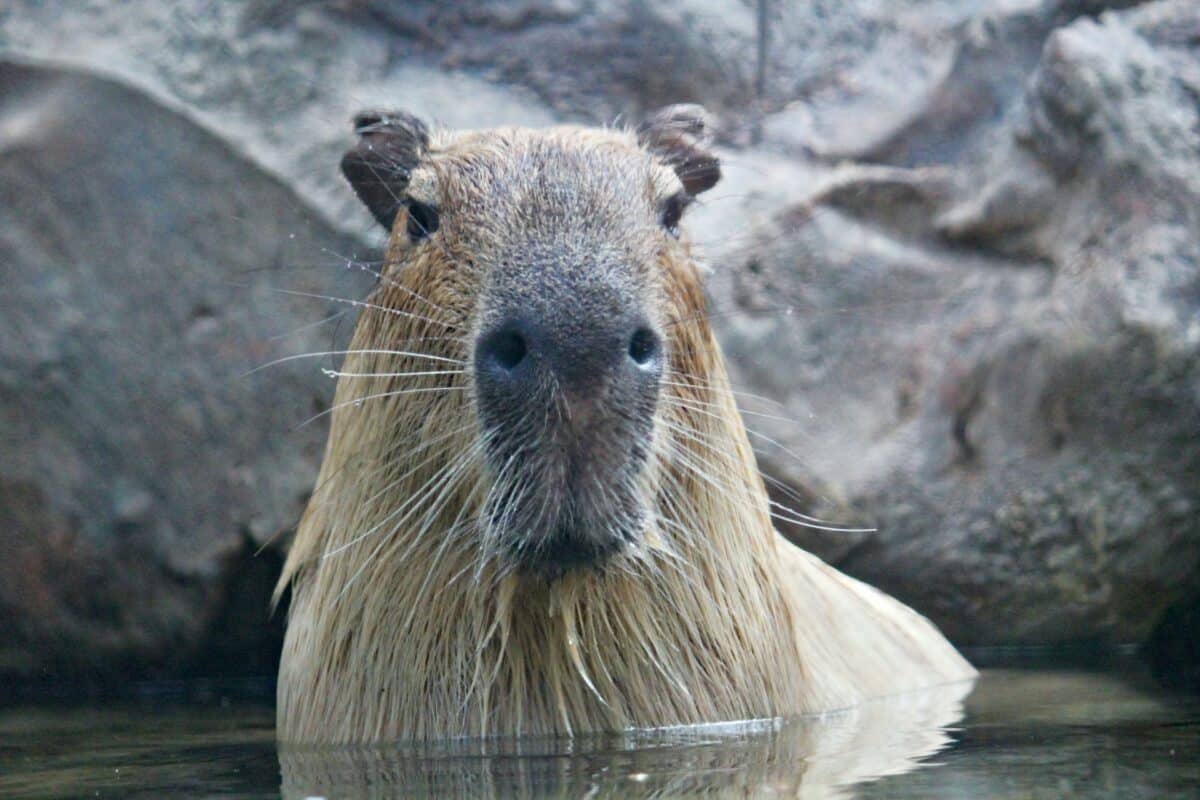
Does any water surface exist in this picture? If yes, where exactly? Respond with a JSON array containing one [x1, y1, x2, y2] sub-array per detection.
[[2, 659, 1196, 798]]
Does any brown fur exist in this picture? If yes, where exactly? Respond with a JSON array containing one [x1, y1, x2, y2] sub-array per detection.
[[275, 117, 974, 744]]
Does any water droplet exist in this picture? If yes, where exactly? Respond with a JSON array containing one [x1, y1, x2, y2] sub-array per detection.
[[321, 368, 337, 378]]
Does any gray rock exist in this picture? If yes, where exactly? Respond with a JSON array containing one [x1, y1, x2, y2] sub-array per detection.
[[0, 60, 372, 677], [716, 0, 1200, 646]]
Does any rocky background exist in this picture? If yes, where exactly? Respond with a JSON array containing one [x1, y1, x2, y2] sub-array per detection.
[[1, 0, 1197, 686]]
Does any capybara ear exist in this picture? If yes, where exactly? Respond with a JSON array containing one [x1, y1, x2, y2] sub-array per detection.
[[340, 110, 430, 230], [637, 104, 721, 196]]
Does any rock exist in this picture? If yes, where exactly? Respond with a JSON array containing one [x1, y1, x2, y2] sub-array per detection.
[[0, 60, 372, 678], [713, 0, 1200, 646], [0, 0, 561, 241]]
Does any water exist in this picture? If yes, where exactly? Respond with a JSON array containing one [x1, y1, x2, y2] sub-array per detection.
[[2, 658, 1197, 798]]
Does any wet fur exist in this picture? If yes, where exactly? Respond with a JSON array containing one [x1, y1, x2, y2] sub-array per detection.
[[275, 121, 974, 743]]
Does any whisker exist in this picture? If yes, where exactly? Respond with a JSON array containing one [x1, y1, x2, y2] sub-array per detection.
[[330, 443, 483, 606], [754, 470, 870, 530], [399, 464, 491, 628], [305, 420, 474, 515], [319, 245, 448, 314], [658, 421, 873, 533], [296, 386, 466, 429], [765, 500, 876, 533], [317, 424, 478, 556], [660, 376, 788, 410], [664, 394, 817, 470], [665, 303, 797, 330], [244, 347, 465, 376], [663, 393, 800, 426], [660, 415, 812, 526], [322, 368, 465, 379], [256, 284, 459, 330], [267, 309, 350, 342]]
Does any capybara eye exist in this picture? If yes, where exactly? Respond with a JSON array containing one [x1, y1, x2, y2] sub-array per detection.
[[628, 327, 658, 366], [406, 200, 440, 242], [660, 192, 691, 238]]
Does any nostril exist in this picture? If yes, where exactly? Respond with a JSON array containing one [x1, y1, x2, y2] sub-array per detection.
[[628, 327, 658, 367], [485, 329, 528, 371]]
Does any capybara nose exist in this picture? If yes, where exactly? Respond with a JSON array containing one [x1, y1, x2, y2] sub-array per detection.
[[475, 313, 661, 417]]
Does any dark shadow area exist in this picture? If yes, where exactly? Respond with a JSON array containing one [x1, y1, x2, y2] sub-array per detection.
[[181, 538, 287, 682], [1148, 589, 1200, 691]]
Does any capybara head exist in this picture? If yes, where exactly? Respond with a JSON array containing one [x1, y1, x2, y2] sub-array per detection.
[[338, 105, 720, 577]]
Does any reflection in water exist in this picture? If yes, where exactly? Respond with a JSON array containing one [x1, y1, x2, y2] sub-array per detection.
[[856, 668, 1200, 799], [280, 679, 974, 799], [2, 667, 1198, 799]]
